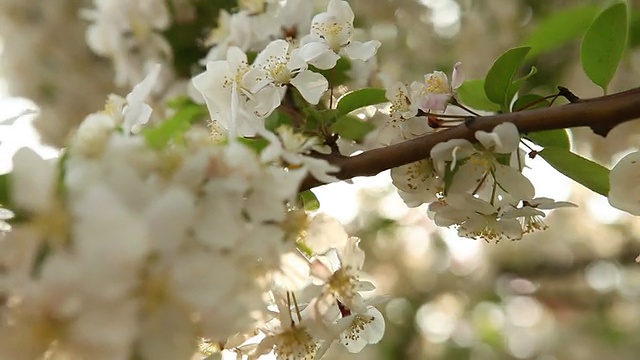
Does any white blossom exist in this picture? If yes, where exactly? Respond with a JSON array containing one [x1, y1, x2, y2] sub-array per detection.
[[298, 0, 381, 70], [609, 151, 640, 215], [244, 39, 329, 105], [413, 62, 464, 112]]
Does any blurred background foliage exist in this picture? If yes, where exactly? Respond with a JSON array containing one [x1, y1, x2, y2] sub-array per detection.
[[1, 0, 640, 359]]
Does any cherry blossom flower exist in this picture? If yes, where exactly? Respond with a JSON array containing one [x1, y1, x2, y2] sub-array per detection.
[[298, 0, 381, 70], [501, 197, 576, 234], [335, 298, 386, 353], [83, 0, 171, 86], [244, 39, 329, 105], [377, 81, 432, 145], [310, 237, 375, 311], [193, 46, 270, 136], [391, 159, 443, 207], [609, 151, 640, 215], [414, 62, 464, 112], [429, 194, 523, 242], [260, 126, 339, 183], [254, 291, 323, 360], [430, 123, 534, 203]]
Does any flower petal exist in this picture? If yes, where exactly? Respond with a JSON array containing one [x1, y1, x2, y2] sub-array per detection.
[[343, 40, 381, 62], [290, 70, 328, 104]]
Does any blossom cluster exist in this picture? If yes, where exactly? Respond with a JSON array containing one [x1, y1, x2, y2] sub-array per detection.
[[191, 0, 380, 141], [83, 0, 173, 86], [0, 1, 390, 359], [0, 66, 384, 359], [380, 72, 576, 242]]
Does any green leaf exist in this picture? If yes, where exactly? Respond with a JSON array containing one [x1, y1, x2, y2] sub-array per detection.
[[166, 96, 195, 109], [331, 115, 375, 141], [523, 5, 600, 58], [0, 173, 10, 206], [525, 129, 571, 150], [303, 108, 338, 133], [336, 88, 387, 116], [237, 137, 270, 153], [143, 104, 208, 149], [506, 66, 537, 107], [456, 80, 500, 112], [310, 57, 352, 86], [539, 147, 609, 196], [628, 10, 640, 48], [298, 190, 320, 211], [265, 110, 293, 132], [581, 2, 628, 93], [442, 159, 466, 196], [484, 46, 532, 111], [512, 93, 549, 112]]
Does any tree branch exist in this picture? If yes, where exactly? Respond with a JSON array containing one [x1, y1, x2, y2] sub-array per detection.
[[301, 87, 640, 190]]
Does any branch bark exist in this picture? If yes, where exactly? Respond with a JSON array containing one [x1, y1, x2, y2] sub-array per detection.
[[301, 87, 640, 190]]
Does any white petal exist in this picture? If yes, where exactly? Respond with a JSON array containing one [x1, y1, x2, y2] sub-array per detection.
[[290, 70, 328, 104], [298, 41, 340, 70], [449, 162, 487, 195], [328, 0, 355, 23], [451, 61, 464, 90], [226, 46, 248, 71], [11, 148, 56, 213], [250, 84, 284, 116], [609, 151, 640, 215], [493, 165, 535, 201], [255, 39, 288, 66], [476, 122, 520, 153], [146, 187, 195, 254], [242, 67, 271, 94], [126, 63, 161, 105], [377, 122, 401, 145], [343, 40, 381, 62], [430, 139, 474, 162]]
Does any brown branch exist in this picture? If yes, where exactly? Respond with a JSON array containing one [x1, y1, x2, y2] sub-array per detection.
[[301, 87, 640, 191]]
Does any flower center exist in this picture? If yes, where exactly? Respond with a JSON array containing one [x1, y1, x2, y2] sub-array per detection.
[[274, 326, 317, 360], [312, 21, 351, 51], [424, 74, 449, 94], [404, 160, 433, 190], [390, 89, 411, 114], [329, 266, 358, 301], [264, 56, 292, 84]]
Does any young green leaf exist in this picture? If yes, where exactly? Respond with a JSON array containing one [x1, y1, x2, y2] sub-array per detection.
[[484, 46, 532, 111], [303, 108, 338, 133], [265, 110, 294, 131], [335, 88, 387, 116], [237, 137, 270, 153], [523, 5, 600, 58], [539, 147, 609, 196], [298, 190, 321, 211], [309, 57, 352, 86], [331, 115, 376, 141], [0, 173, 10, 207], [581, 2, 628, 93], [628, 10, 640, 48], [506, 66, 537, 107], [525, 129, 571, 150], [456, 80, 500, 112], [143, 104, 208, 149]]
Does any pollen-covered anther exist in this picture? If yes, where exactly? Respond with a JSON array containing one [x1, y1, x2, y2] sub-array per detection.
[[342, 315, 375, 345], [520, 215, 548, 233], [274, 327, 318, 360], [328, 266, 358, 301]]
